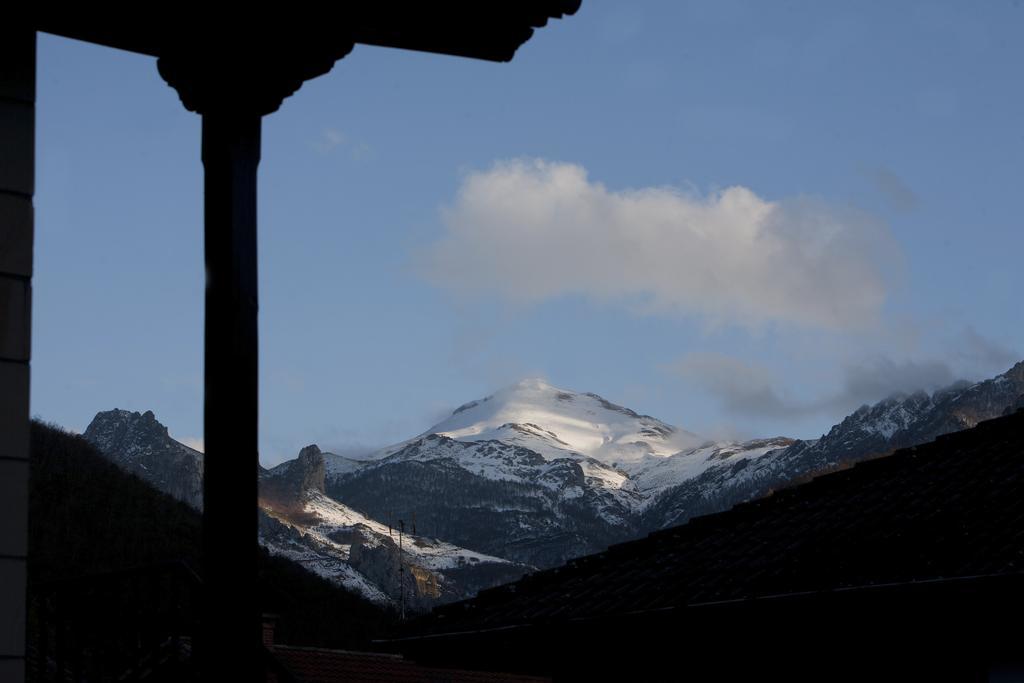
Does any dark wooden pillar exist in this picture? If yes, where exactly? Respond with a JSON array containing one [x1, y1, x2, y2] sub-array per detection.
[[0, 26, 34, 683], [200, 112, 261, 682], [157, 38, 351, 680]]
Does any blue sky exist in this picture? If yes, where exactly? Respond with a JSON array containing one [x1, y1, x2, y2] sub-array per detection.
[[31, 1, 1024, 465]]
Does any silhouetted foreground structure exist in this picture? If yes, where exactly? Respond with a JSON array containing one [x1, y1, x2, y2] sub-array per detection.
[[270, 647, 548, 683], [2, 7, 579, 681], [264, 618, 548, 683], [388, 410, 1024, 681], [25, 421, 407, 679]]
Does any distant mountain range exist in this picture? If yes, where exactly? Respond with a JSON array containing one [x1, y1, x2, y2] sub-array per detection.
[[645, 360, 1024, 529], [84, 361, 1024, 609]]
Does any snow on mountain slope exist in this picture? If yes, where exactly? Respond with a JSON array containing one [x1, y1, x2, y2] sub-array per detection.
[[368, 433, 642, 524], [260, 444, 527, 608], [775, 361, 1024, 471], [630, 437, 795, 504], [329, 381, 699, 567], [261, 533, 393, 605], [355, 380, 780, 521], [328, 380, 789, 567], [261, 490, 520, 606], [385, 432, 630, 497], [375, 378, 703, 468], [303, 492, 511, 573], [322, 452, 368, 478]]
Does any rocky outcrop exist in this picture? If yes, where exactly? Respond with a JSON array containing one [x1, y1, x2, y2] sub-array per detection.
[[776, 360, 1024, 474], [261, 444, 326, 505], [85, 409, 203, 509], [645, 362, 1024, 530], [349, 536, 441, 612]]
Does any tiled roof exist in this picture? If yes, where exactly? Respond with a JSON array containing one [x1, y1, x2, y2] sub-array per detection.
[[411, 409, 1024, 636], [272, 645, 549, 683]]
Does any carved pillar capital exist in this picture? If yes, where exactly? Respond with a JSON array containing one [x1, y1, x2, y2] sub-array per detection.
[[157, 36, 353, 116]]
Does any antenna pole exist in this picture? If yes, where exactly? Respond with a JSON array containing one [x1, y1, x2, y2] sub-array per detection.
[[398, 519, 406, 621]]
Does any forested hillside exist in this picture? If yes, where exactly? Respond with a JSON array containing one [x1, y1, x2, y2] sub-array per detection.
[[28, 421, 396, 650]]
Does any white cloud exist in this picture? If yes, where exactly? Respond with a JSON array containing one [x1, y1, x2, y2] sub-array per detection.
[[417, 159, 900, 331]]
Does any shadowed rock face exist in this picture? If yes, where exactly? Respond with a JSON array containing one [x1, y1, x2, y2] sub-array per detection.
[[261, 444, 326, 506], [83, 410, 529, 609], [295, 445, 327, 493], [348, 535, 442, 611], [84, 409, 204, 509]]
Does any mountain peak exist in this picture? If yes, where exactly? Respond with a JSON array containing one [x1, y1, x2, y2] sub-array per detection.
[[490, 377, 575, 404], [1003, 361, 1024, 383], [420, 379, 702, 466], [84, 408, 203, 508], [265, 444, 325, 499], [86, 408, 174, 451]]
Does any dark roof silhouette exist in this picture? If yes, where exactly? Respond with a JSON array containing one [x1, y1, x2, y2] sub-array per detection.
[[272, 645, 549, 683], [40, 4, 582, 64], [405, 408, 1024, 637]]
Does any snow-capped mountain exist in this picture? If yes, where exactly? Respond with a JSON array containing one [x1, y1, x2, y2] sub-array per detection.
[[330, 379, 793, 566], [85, 409, 204, 509], [384, 378, 703, 466], [330, 367, 1024, 566]]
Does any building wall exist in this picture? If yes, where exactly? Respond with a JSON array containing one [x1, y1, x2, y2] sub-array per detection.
[[0, 26, 33, 683]]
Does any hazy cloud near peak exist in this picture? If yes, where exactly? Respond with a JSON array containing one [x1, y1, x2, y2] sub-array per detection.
[[417, 159, 900, 331], [866, 165, 919, 212], [672, 352, 797, 419], [838, 357, 955, 409], [673, 337, 1020, 425], [957, 326, 1019, 375], [672, 351, 957, 422]]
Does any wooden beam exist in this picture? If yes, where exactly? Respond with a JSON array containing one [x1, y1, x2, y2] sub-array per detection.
[[200, 112, 260, 682]]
